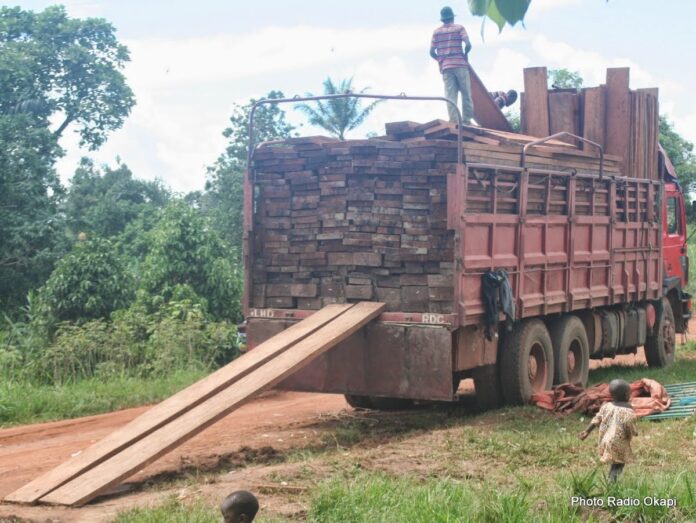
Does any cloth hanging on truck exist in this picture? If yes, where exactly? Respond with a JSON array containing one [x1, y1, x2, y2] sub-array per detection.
[[481, 269, 515, 341]]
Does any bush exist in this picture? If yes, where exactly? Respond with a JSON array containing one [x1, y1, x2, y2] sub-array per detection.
[[36, 237, 134, 325], [2, 297, 239, 386], [139, 201, 242, 322]]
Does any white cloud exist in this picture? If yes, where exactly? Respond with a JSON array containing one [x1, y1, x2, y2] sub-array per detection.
[[530, 0, 583, 13], [53, 23, 696, 193], [60, 0, 102, 18]]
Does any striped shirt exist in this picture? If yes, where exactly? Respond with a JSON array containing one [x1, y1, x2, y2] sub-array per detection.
[[431, 23, 469, 72]]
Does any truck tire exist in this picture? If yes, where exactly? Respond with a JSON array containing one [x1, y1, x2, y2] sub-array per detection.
[[344, 394, 373, 409], [645, 298, 676, 367], [471, 364, 504, 410], [500, 319, 554, 405], [549, 315, 590, 386], [369, 396, 415, 410]]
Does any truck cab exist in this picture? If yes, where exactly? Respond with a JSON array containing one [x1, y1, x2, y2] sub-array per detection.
[[661, 148, 691, 333]]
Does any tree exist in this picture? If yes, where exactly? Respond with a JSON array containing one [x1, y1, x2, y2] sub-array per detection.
[[0, 6, 135, 149], [659, 116, 696, 199], [296, 77, 382, 140], [65, 158, 170, 238], [0, 6, 135, 314], [202, 91, 295, 252], [0, 113, 67, 314], [139, 201, 242, 322], [549, 69, 584, 90], [36, 237, 134, 325]]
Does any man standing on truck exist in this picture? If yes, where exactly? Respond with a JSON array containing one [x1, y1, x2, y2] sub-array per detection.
[[430, 6, 474, 125]]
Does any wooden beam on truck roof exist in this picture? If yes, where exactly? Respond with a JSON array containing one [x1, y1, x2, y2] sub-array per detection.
[[522, 67, 550, 137], [468, 66, 514, 132], [548, 91, 580, 144], [605, 67, 631, 175], [582, 86, 607, 150]]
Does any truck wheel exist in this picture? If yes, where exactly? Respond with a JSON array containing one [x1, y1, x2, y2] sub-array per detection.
[[344, 394, 373, 409], [369, 396, 415, 410], [549, 315, 590, 386], [500, 319, 554, 405], [471, 364, 503, 410], [645, 298, 676, 367]]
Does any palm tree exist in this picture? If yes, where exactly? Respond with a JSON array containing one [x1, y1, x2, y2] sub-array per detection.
[[296, 77, 382, 140]]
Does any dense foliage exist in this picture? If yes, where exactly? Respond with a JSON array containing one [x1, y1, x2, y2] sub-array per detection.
[[139, 202, 242, 322], [65, 159, 170, 238], [549, 68, 583, 89], [202, 90, 296, 252], [36, 237, 134, 325], [0, 5, 134, 312]]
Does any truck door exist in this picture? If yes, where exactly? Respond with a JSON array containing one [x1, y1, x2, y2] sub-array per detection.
[[663, 182, 687, 285]]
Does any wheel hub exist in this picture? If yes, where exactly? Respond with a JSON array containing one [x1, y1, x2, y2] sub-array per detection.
[[664, 319, 675, 355], [567, 350, 576, 373], [527, 342, 547, 392], [528, 356, 538, 380]]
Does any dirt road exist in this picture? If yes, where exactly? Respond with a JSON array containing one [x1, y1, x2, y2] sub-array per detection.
[[0, 391, 348, 522]]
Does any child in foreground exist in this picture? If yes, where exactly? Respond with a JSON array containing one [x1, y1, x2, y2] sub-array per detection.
[[221, 490, 259, 523], [579, 379, 638, 482]]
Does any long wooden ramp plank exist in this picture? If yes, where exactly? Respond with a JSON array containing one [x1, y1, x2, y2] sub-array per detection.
[[5, 304, 352, 505], [468, 66, 513, 132], [42, 301, 385, 506]]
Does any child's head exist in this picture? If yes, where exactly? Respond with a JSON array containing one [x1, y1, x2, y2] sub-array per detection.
[[609, 379, 631, 403], [220, 490, 259, 523]]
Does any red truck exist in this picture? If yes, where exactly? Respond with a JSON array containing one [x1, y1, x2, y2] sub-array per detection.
[[244, 90, 690, 410]]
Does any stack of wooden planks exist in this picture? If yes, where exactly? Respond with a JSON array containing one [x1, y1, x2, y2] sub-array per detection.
[[251, 136, 456, 313], [521, 67, 659, 180], [251, 119, 622, 313]]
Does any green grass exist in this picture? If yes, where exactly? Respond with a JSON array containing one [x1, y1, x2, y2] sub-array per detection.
[[120, 468, 693, 523], [589, 342, 696, 386], [0, 369, 207, 427], [687, 224, 696, 295], [113, 497, 290, 523]]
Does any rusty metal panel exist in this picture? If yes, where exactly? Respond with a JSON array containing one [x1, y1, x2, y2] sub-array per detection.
[[247, 320, 455, 401], [454, 324, 497, 370], [455, 164, 662, 327]]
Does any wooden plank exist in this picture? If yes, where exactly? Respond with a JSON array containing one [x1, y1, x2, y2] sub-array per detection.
[[40, 302, 386, 507], [582, 86, 606, 150], [522, 67, 549, 137], [605, 67, 631, 175], [4, 304, 353, 505], [638, 88, 659, 180], [520, 92, 527, 135], [548, 92, 579, 144], [468, 66, 514, 132]]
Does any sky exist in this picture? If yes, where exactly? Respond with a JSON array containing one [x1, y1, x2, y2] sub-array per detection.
[[13, 0, 696, 193]]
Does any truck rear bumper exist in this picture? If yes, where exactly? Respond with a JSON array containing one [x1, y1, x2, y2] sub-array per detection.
[[247, 314, 455, 401]]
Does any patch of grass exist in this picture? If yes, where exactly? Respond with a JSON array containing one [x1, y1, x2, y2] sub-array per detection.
[[113, 496, 290, 523], [561, 469, 696, 522], [113, 497, 218, 523], [686, 223, 696, 295], [306, 469, 696, 522], [589, 350, 696, 386], [0, 369, 206, 427], [308, 472, 478, 522]]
